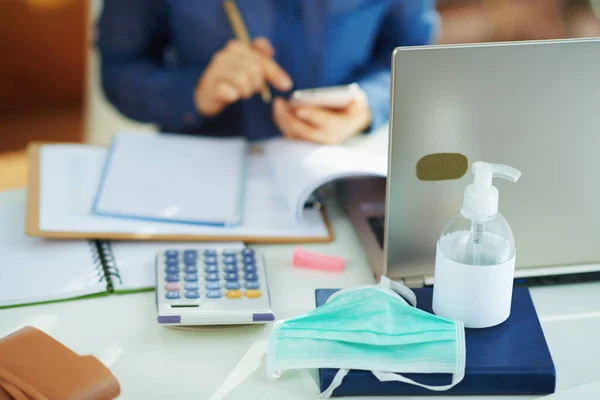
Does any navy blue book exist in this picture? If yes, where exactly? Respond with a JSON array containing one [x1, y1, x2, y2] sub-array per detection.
[[315, 287, 556, 397]]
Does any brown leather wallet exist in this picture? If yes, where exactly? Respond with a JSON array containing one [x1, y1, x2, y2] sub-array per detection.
[[0, 326, 120, 400]]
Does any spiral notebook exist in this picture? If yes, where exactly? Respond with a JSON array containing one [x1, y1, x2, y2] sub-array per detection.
[[0, 189, 243, 308]]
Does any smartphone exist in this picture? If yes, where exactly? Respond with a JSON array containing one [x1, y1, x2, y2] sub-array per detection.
[[289, 83, 361, 109]]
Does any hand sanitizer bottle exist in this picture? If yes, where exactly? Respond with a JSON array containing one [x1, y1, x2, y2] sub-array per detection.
[[432, 161, 521, 328]]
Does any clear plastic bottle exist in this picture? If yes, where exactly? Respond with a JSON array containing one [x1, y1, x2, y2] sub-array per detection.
[[432, 162, 521, 328], [438, 213, 515, 267]]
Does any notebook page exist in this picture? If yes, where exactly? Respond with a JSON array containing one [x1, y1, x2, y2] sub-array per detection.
[[38, 145, 328, 239], [0, 189, 106, 308], [92, 131, 247, 226], [263, 138, 387, 222], [107, 242, 244, 292]]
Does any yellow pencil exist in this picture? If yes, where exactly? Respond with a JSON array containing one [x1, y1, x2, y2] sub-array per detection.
[[223, 0, 272, 103]]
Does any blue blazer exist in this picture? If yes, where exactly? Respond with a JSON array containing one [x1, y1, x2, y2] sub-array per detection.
[[97, 0, 439, 141]]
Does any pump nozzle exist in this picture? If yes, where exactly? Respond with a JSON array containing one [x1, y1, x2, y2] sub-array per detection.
[[461, 161, 521, 221], [472, 162, 521, 185]]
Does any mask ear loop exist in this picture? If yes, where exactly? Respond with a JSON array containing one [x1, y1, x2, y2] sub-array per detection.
[[379, 276, 417, 307], [318, 368, 349, 399], [371, 320, 466, 391]]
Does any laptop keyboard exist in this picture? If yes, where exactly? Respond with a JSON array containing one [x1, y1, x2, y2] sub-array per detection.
[[367, 216, 385, 249]]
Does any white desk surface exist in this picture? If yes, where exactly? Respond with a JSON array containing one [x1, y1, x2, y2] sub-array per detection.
[[2, 129, 600, 399]]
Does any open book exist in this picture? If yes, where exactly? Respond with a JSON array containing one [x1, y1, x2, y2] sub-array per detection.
[[26, 132, 386, 242], [0, 188, 243, 308]]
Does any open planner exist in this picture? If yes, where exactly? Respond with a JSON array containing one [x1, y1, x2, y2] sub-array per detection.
[[26, 131, 387, 242], [0, 188, 243, 308], [92, 133, 247, 227]]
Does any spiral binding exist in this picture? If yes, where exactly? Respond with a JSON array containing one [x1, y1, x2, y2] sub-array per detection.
[[93, 240, 122, 293]]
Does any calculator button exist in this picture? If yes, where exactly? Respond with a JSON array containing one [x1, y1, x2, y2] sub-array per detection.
[[184, 273, 198, 282], [223, 255, 236, 264], [245, 281, 260, 290], [204, 249, 217, 257], [165, 291, 180, 300], [165, 282, 181, 291], [226, 281, 241, 290], [223, 264, 238, 273], [184, 265, 198, 273], [243, 256, 255, 265], [165, 274, 180, 282], [184, 249, 197, 258], [241, 248, 254, 256], [226, 290, 242, 299], [206, 282, 221, 290], [205, 273, 219, 281], [205, 265, 219, 273], [225, 273, 239, 281], [204, 256, 218, 265], [223, 250, 236, 256], [207, 290, 222, 299], [185, 290, 200, 299], [245, 290, 261, 299], [165, 250, 179, 258], [244, 273, 258, 281], [243, 265, 256, 273], [165, 258, 179, 267], [165, 265, 179, 274], [183, 260, 198, 267], [185, 282, 199, 290]]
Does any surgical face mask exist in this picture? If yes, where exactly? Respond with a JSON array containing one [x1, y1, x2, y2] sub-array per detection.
[[266, 277, 466, 398]]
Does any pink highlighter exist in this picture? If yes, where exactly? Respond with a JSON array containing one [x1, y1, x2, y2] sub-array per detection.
[[292, 247, 345, 273]]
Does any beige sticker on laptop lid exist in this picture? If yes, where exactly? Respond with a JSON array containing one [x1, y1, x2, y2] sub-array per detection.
[[416, 153, 468, 181]]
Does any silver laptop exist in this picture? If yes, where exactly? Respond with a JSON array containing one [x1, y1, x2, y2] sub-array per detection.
[[341, 38, 600, 288]]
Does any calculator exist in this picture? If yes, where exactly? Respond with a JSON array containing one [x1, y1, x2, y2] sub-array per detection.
[[155, 248, 275, 326]]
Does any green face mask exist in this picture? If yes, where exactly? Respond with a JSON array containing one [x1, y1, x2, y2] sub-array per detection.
[[266, 277, 466, 398]]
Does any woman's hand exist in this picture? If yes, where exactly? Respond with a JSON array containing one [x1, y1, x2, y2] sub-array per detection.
[[194, 37, 293, 117], [272, 89, 371, 145]]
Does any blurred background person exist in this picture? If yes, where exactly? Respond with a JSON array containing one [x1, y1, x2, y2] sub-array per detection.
[[96, 0, 440, 145]]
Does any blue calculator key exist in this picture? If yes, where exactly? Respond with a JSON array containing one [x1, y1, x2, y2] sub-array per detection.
[[206, 282, 221, 290], [245, 281, 260, 290], [165, 250, 179, 258], [185, 282, 199, 290], [165, 258, 179, 267], [184, 250, 198, 260], [207, 290, 222, 299], [225, 273, 239, 281], [243, 265, 257, 273], [244, 273, 258, 281], [204, 256, 218, 265], [241, 248, 254, 256], [205, 273, 219, 281], [243, 257, 255, 265], [165, 291, 180, 300], [205, 265, 219, 273], [165, 265, 179, 274], [165, 274, 180, 282], [185, 290, 200, 299], [223, 264, 237, 273], [223, 255, 236, 263], [204, 249, 217, 257], [223, 250, 236, 256], [184, 273, 198, 282], [226, 281, 241, 290], [184, 265, 197, 273]]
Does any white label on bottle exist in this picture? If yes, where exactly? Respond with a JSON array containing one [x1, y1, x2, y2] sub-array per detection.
[[432, 242, 516, 329]]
